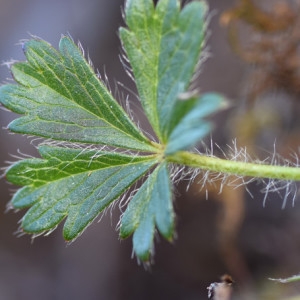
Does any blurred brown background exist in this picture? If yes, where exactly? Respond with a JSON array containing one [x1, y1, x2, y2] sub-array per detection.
[[1, 0, 300, 299]]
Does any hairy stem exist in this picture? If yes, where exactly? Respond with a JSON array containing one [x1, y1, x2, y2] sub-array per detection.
[[167, 151, 300, 181]]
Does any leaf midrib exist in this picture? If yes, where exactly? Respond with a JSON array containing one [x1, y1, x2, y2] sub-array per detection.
[[24, 156, 158, 187]]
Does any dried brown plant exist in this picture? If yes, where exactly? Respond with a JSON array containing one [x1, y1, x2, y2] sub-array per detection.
[[221, 0, 300, 102]]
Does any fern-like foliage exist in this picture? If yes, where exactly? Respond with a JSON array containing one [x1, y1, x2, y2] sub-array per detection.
[[0, 0, 225, 261]]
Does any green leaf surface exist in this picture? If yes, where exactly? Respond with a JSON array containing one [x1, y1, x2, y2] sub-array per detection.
[[120, 162, 173, 260], [0, 36, 156, 152], [0, 0, 226, 263], [120, 0, 208, 141], [165, 93, 227, 154], [6, 145, 157, 240]]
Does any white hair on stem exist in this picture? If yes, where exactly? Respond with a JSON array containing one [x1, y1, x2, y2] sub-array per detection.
[[168, 138, 300, 208]]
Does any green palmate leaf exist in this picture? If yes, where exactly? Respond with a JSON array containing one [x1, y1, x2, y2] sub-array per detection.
[[120, 163, 173, 260], [0, 36, 156, 152], [6, 145, 158, 240], [0, 0, 226, 262], [120, 0, 207, 141], [165, 93, 227, 154]]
